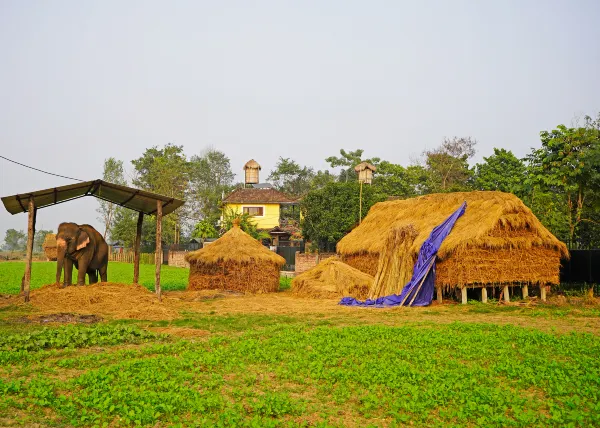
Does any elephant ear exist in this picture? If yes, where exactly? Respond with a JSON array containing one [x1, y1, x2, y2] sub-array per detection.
[[76, 229, 90, 250]]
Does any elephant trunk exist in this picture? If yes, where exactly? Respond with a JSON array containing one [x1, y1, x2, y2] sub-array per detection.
[[56, 238, 66, 285]]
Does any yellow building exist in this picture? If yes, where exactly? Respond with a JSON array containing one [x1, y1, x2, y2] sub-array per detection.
[[222, 187, 296, 230]]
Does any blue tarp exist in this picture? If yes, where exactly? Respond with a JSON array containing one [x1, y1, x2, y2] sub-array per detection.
[[339, 201, 467, 307]]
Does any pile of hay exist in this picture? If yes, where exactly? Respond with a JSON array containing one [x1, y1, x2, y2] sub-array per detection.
[[184, 222, 285, 293], [291, 257, 373, 299], [12, 282, 178, 320], [42, 233, 57, 261], [337, 191, 568, 295]]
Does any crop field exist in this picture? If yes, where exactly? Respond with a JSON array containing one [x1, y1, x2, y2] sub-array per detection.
[[0, 261, 190, 294], [1, 262, 600, 426]]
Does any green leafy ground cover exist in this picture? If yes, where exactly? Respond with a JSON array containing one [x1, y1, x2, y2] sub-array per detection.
[[1, 318, 599, 427]]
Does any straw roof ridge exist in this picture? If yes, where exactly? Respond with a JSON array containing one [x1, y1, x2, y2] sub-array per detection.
[[337, 191, 568, 260], [185, 225, 285, 265]]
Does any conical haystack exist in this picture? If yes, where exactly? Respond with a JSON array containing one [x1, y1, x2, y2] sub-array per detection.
[[42, 233, 57, 261], [185, 222, 285, 293], [291, 257, 373, 299]]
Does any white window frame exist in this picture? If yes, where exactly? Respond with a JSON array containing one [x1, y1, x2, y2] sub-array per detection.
[[242, 205, 266, 217]]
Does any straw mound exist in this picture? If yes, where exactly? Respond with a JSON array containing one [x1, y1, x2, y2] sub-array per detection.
[[291, 257, 373, 299], [16, 282, 179, 320], [42, 233, 58, 261], [185, 225, 285, 266], [337, 191, 569, 260]]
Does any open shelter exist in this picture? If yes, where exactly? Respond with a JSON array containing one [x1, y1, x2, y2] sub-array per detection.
[[1, 179, 185, 302]]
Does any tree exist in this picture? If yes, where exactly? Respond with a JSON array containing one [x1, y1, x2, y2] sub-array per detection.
[[326, 149, 381, 182], [2, 229, 26, 251], [97, 157, 127, 239], [309, 170, 336, 190], [372, 161, 426, 198], [188, 149, 235, 225], [423, 137, 477, 192], [221, 208, 270, 240], [301, 182, 385, 248], [191, 220, 218, 243], [473, 148, 526, 196], [527, 123, 600, 244], [267, 157, 315, 197], [34, 229, 53, 253]]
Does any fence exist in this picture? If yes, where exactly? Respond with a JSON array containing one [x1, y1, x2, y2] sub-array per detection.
[[108, 251, 156, 265]]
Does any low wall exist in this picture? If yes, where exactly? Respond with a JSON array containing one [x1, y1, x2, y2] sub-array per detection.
[[295, 252, 336, 274], [169, 251, 190, 269]]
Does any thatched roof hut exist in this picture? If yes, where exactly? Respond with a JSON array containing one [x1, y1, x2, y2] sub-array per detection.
[[291, 257, 373, 299], [42, 233, 57, 261], [184, 222, 285, 293], [337, 191, 568, 292]]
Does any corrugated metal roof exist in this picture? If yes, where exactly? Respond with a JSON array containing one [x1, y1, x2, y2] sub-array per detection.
[[1, 179, 185, 216]]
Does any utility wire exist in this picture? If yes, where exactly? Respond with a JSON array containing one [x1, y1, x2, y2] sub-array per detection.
[[0, 155, 85, 182]]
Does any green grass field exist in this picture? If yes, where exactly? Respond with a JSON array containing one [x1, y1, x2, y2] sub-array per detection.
[[0, 261, 190, 294]]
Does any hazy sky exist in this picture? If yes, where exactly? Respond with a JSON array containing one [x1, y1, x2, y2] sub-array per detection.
[[1, 0, 599, 241]]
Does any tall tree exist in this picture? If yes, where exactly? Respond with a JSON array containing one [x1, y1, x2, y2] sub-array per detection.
[[188, 148, 235, 225], [527, 123, 600, 244], [309, 170, 336, 190], [97, 157, 127, 239], [423, 137, 477, 192], [2, 229, 26, 251], [326, 149, 381, 182], [473, 148, 526, 196], [34, 229, 53, 253], [372, 161, 427, 198], [268, 157, 315, 196]]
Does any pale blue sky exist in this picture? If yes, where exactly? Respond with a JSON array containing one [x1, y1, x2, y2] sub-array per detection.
[[1, 0, 599, 240]]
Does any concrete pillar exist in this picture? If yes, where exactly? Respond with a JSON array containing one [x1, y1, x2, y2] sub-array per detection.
[[437, 287, 443, 303], [540, 285, 547, 302], [461, 287, 467, 304], [503, 285, 510, 303], [481, 287, 488, 303], [522, 285, 529, 299]]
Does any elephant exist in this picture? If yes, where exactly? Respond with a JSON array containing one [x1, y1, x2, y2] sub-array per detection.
[[55, 222, 108, 287]]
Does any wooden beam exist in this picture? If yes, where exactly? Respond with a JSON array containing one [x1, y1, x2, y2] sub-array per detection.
[[461, 287, 467, 304], [481, 287, 488, 303], [133, 212, 144, 284], [437, 288, 443, 303], [540, 285, 547, 302], [23, 197, 36, 302], [522, 285, 529, 299], [503, 285, 510, 303], [155, 200, 162, 301]]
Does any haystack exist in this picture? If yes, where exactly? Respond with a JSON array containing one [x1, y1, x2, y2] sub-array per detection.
[[184, 222, 285, 293], [337, 191, 568, 293], [42, 233, 57, 261], [291, 257, 373, 299]]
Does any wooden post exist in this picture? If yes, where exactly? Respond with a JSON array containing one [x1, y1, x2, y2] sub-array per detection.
[[23, 197, 37, 303], [358, 181, 363, 224], [133, 212, 144, 284], [155, 200, 162, 301], [461, 287, 467, 304], [436, 287, 443, 303], [481, 287, 488, 303], [522, 285, 529, 299], [503, 285, 510, 303], [540, 285, 547, 302]]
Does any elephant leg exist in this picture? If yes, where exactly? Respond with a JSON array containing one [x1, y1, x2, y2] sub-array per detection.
[[88, 270, 98, 284], [99, 264, 107, 283], [63, 259, 74, 287]]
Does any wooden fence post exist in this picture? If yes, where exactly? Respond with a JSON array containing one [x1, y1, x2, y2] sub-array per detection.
[[23, 197, 37, 303], [133, 212, 143, 284], [481, 287, 488, 303], [461, 287, 467, 304], [155, 201, 162, 301], [503, 285, 510, 303]]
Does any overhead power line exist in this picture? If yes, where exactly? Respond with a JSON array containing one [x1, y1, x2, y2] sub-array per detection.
[[0, 155, 85, 182]]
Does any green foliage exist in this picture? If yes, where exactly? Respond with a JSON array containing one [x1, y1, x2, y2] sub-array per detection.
[[473, 148, 527, 195], [221, 208, 271, 241], [301, 182, 385, 246], [372, 161, 426, 198], [2, 229, 26, 251], [191, 220, 218, 241], [268, 157, 315, 197], [326, 149, 381, 182], [0, 324, 158, 352], [423, 136, 476, 192], [33, 229, 53, 253], [97, 157, 127, 240], [1, 322, 599, 426], [0, 262, 189, 294]]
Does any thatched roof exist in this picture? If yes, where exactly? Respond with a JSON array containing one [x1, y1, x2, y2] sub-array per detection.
[[185, 223, 285, 265], [337, 191, 568, 260], [243, 159, 261, 170]]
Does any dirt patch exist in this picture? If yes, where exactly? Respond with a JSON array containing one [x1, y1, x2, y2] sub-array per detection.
[[150, 327, 211, 338], [15, 313, 102, 324]]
